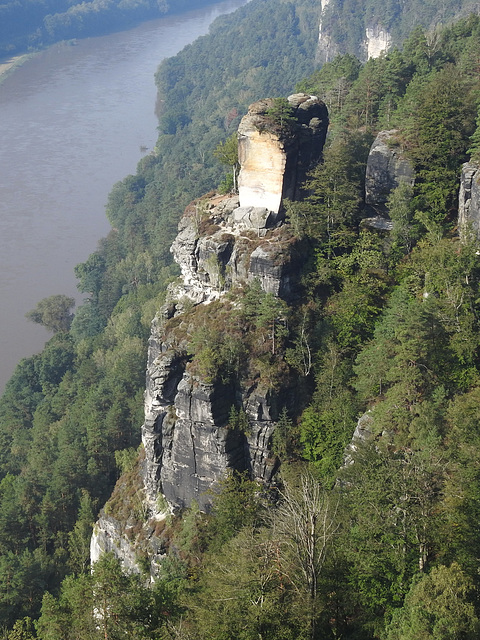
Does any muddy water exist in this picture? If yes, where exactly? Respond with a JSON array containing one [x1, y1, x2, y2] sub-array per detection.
[[0, 0, 248, 392]]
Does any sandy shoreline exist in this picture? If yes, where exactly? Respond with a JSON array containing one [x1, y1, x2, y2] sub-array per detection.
[[0, 54, 33, 83]]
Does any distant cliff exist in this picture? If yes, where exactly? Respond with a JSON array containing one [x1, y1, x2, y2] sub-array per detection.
[[317, 0, 480, 61]]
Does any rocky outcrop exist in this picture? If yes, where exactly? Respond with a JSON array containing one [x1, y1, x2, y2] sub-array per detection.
[[170, 194, 306, 305], [143, 343, 279, 512], [342, 412, 374, 467], [459, 162, 480, 240], [143, 191, 303, 513], [92, 94, 319, 570], [365, 26, 392, 59], [365, 130, 415, 208], [90, 456, 168, 578], [238, 94, 328, 213], [316, 0, 340, 64], [144, 98, 321, 514], [91, 513, 145, 575]]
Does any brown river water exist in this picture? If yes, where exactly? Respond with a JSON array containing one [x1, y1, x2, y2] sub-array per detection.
[[0, 0, 248, 393]]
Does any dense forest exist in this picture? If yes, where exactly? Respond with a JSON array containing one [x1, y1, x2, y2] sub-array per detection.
[[3, 0, 480, 637], [0, 0, 226, 57]]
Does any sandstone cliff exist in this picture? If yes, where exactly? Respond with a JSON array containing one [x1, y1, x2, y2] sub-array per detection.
[[90, 95, 328, 573], [142, 195, 306, 516], [459, 162, 480, 240], [238, 94, 328, 213], [365, 130, 415, 208], [362, 129, 415, 230]]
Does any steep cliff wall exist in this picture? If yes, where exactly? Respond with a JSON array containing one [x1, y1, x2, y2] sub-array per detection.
[[365, 26, 392, 59], [142, 194, 305, 514], [317, 13, 392, 62], [238, 94, 328, 213], [365, 130, 415, 208], [91, 94, 328, 572], [459, 162, 480, 240], [316, 0, 338, 63]]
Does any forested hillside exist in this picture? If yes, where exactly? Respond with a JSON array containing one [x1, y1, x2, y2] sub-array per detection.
[[3, 0, 480, 638], [0, 0, 222, 56], [320, 0, 480, 59], [0, 0, 320, 631]]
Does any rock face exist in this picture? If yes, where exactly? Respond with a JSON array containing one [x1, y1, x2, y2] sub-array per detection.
[[238, 94, 328, 213], [318, 14, 392, 63], [342, 412, 374, 467], [92, 95, 324, 570], [365, 26, 392, 59], [90, 454, 169, 577], [142, 192, 304, 513], [459, 162, 480, 240], [170, 194, 305, 306], [91, 513, 146, 575], [317, 0, 337, 62], [365, 130, 415, 208], [143, 339, 279, 512], [140, 98, 321, 514]]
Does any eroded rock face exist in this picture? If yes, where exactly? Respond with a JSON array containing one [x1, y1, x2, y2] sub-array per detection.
[[90, 461, 168, 578], [365, 130, 415, 207], [170, 194, 305, 305], [142, 320, 279, 512], [142, 189, 302, 513], [142, 97, 318, 514], [365, 26, 392, 59], [459, 162, 480, 240], [238, 94, 328, 213], [93, 95, 317, 567]]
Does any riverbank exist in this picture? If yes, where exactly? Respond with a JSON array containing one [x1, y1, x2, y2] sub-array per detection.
[[0, 53, 35, 84]]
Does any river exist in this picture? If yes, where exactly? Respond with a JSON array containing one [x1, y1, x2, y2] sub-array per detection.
[[0, 0, 249, 393]]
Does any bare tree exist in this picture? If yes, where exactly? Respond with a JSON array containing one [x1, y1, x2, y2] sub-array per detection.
[[273, 473, 339, 639]]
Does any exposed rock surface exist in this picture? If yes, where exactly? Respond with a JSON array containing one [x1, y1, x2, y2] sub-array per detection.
[[318, 16, 391, 62], [459, 162, 480, 240], [93, 94, 323, 568], [365, 130, 415, 208], [143, 344, 279, 512], [360, 216, 394, 232], [143, 191, 303, 513], [238, 94, 328, 213], [316, 0, 339, 64], [316, 32, 339, 64], [343, 412, 374, 467], [170, 194, 305, 305], [90, 459, 168, 578], [365, 26, 392, 59], [91, 513, 141, 572], [142, 97, 322, 514]]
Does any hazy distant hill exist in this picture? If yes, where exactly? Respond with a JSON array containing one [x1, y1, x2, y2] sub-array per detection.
[[0, 0, 219, 56]]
